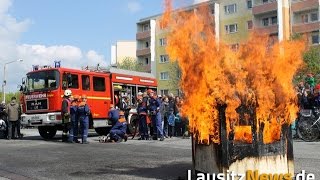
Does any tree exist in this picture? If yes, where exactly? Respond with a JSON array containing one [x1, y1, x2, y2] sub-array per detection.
[[116, 57, 145, 72], [0, 91, 21, 104], [294, 46, 320, 84], [168, 61, 182, 95]]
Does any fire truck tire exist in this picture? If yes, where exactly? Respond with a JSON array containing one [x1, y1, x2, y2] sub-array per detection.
[[95, 127, 111, 136], [38, 126, 57, 139]]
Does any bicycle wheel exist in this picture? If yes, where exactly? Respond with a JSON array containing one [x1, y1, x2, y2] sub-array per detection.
[[297, 117, 320, 142]]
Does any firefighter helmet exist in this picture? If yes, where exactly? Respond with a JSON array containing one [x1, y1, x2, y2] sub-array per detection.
[[81, 94, 87, 99], [73, 95, 80, 100], [64, 89, 72, 97], [147, 89, 153, 94]]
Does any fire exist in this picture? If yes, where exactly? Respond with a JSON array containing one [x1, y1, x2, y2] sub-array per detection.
[[162, 1, 306, 144]]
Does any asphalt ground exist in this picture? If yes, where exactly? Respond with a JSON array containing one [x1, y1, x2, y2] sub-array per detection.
[[0, 129, 319, 180]]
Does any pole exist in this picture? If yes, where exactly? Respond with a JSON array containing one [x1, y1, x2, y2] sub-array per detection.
[[2, 64, 5, 103], [2, 59, 23, 103]]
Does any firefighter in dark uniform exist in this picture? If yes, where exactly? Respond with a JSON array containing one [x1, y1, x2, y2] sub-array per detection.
[[61, 89, 72, 142], [148, 91, 164, 141], [78, 94, 91, 144], [137, 93, 148, 140], [109, 111, 128, 143], [68, 95, 80, 143]]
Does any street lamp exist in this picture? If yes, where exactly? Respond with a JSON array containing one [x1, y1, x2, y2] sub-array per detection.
[[2, 59, 23, 103]]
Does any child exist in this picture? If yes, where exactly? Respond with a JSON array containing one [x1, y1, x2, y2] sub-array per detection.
[[168, 108, 175, 138], [109, 111, 128, 143]]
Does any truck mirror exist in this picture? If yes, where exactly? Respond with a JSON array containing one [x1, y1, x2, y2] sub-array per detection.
[[18, 85, 23, 92]]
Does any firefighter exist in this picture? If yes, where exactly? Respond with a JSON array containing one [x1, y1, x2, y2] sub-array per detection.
[[68, 95, 80, 143], [61, 89, 72, 142], [137, 95, 148, 140], [109, 111, 128, 143], [78, 94, 91, 144], [148, 91, 164, 141], [108, 104, 119, 126]]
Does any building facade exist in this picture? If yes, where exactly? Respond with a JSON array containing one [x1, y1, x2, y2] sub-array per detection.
[[136, 0, 320, 96], [111, 41, 137, 65]]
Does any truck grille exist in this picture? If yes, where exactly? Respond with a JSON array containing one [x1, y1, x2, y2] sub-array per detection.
[[26, 99, 48, 111]]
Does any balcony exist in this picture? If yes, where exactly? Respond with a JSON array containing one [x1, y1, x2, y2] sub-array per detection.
[[292, 0, 319, 12], [255, 25, 278, 34], [252, 1, 277, 15], [136, 48, 151, 56], [136, 31, 151, 40], [292, 21, 320, 33]]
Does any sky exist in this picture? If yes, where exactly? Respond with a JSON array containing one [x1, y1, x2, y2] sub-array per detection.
[[0, 0, 208, 92]]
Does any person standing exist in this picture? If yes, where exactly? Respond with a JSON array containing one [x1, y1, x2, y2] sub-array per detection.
[[120, 96, 131, 122], [61, 89, 72, 142], [137, 95, 148, 140], [160, 96, 169, 138], [68, 95, 80, 143], [78, 94, 91, 144], [167, 108, 175, 138], [5, 97, 22, 140], [148, 91, 164, 141]]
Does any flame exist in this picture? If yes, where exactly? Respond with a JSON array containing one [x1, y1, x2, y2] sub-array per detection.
[[161, 1, 306, 144]]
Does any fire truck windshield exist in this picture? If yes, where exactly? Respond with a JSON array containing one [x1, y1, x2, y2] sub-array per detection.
[[26, 70, 60, 92]]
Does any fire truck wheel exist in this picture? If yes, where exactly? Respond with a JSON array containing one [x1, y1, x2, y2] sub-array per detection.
[[95, 127, 111, 136], [38, 126, 57, 139]]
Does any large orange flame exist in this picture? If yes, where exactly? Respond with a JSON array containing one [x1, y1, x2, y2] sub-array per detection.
[[162, 1, 306, 144]]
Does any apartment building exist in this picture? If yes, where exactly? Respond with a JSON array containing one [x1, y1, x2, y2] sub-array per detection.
[[136, 1, 218, 96], [136, 0, 319, 96], [111, 41, 136, 65]]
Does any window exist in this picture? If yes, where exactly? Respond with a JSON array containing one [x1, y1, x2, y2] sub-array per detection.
[[247, 0, 252, 9], [225, 24, 238, 33], [145, 41, 149, 48], [230, 43, 239, 51], [160, 72, 169, 80], [145, 57, 149, 65], [160, 89, 169, 96], [224, 4, 237, 14], [311, 33, 319, 44], [160, 55, 169, 63], [247, 20, 253, 29], [160, 38, 167, 46], [68, 74, 79, 89], [311, 13, 318, 22], [82, 75, 90, 91], [302, 14, 308, 23], [209, 4, 215, 14], [143, 24, 149, 32], [271, 16, 277, 25], [262, 18, 269, 26], [93, 77, 105, 92]]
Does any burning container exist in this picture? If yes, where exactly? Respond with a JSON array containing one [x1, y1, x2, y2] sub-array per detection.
[[192, 102, 294, 176]]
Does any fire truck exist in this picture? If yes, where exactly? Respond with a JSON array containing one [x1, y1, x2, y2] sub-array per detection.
[[20, 62, 157, 139]]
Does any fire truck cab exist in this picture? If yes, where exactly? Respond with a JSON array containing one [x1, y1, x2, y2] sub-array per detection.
[[20, 62, 157, 139]]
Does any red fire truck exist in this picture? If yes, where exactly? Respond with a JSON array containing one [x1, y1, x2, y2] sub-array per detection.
[[20, 62, 157, 139]]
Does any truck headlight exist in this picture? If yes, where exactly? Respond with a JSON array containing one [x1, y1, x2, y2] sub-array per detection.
[[49, 115, 55, 120]]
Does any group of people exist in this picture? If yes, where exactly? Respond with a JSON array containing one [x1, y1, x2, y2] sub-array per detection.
[[61, 89, 91, 144], [107, 89, 189, 143], [135, 89, 189, 141], [0, 97, 23, 140], [297, 73, 320, 109]]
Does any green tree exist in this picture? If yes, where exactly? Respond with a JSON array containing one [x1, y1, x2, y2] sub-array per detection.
[[0, 91, 21, 104], [116, 57, 145, 72], [294, 46, 320, 84], [168, 61, 181, 90]]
